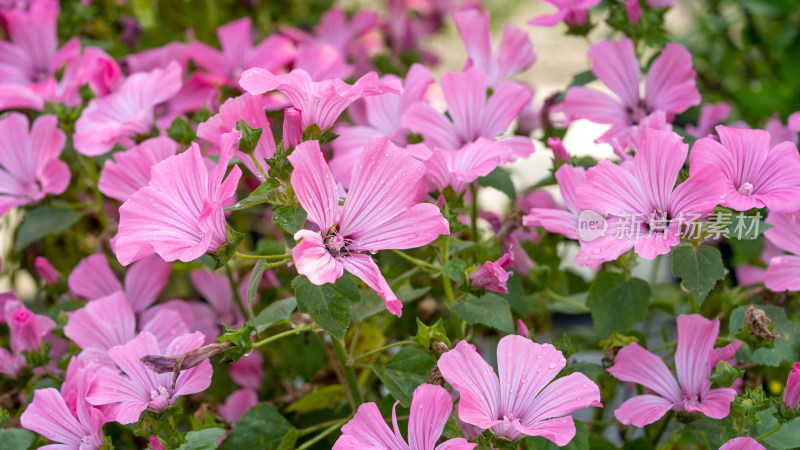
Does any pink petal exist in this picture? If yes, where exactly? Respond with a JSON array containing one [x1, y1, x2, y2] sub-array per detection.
[[401, 102, 461, 150], [340, 254, 402, 317], [0, 84, 44, 110], [675, 314, 719, 397], [125, 254, 171, 313], [139, 307, 190, 350], [21, 388, 86, 446], [558, 87, 629, 126], [684, 387, 736, 419], [482, 81, 532, 139], [337, 402, 407, 450], [288, 140, 339, 230], [765, 212, 800, 255], [407, 384, 453, 449], [765, 255, 800, 292], [453, 9, 492, 77], [219, 388, 258, 423], [613, 394, 675, 427], [68, 253, 122, 299], [513, 416, 576, 446], [63, 291, 135, 355], [645, 43, 700, 114], [524, 372, 601, 423], [98, 137, 179, 202], [720, 437, 765, 450], [435, 439, 478, 450], [588, 39, 640, 109], [497, 336, 566, 418], [607, 342, 681, 402], [441, 69, 487, 143], [292, 230, 343, 285]]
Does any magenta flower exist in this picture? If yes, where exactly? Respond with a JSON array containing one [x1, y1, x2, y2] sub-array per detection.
[[114, 132, 242, 265], [529, 0, 601, 27], [21, 358, 108, 450], [190, 17, 296, 88], [608, 314, 738, 427], [685, 102, 731, 139], [5, 299, 55, 354], [0, 83, 44, 111], [68, 253, 171, 313], [283, 107, 303, 148], [453, 8, 535, 87], [784, 362, 800, 409], [190, 269, 257, 327], [73, 61, 183, 156], [574, 129, 725, 268], [219, 388, 258, 424], [333, 383, 476, 450], [289, 136, 449, 317], [0, 113, 70, 218], [690, 126, 800, 213], [34, 257, 59, 284], [720, 438, 765, 450], [331, 64, 433, 187], [86, 331, 213, 424], [98, 137, 179, 203], [523, 164, 586, 240], [152, 73, 219, 130], [240, 68, 402, 130], [763, 212, 800, 292], [424, 138, 513, 194], [123, 41, 191, 74], [558, 38, 699, 151], [230, 351, 264, 390], [469, 251, 514, 293], [438, 336, 601, 445], [402, 69, 534, 159]]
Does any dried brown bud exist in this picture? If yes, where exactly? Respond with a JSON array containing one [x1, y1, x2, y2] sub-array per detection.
[[745, 304, 778, 342], [602, 346, 619, 366], [430, 340, 449, 356], [427, 366, 444, 386], [141, 341, 233, 388]]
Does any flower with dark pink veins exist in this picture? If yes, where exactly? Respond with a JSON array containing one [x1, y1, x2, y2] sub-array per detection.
[[762, 212, 800, 292]]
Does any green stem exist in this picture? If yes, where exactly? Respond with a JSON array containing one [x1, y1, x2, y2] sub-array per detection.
[[546, 289, 590, 312], [225, 265, 249, 322], [689, 293, 700, 313], [81, 156, 109, 228], [700, 431, 711, 449], [333, 338, 362, 408], [252, 325, 316, 348], [234, 252, 291, 261], [298, 416, 352, 437], [352, 340, 413, 362], [296, 417, 350, 450], [470, 182, 479, 242], [391, 249, 438, 271], [756, 422, 783, 441], [249, 154, 268, 180], [651, 410, 673, 445]]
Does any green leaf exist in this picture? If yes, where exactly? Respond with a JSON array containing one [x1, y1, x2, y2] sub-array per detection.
[[451, 293, 515, 333], [277, 428, 299, 450], [254, 297, 297, 333], [586, 272, 650, 337], [756, 405, 800, 449], [248, 260, 267, 309], [226, 179, 281, 211], [287, 385, 346, 413], [218, 323, 255, 363], [0, 428, 35, 450], [272, 205, 308, 235], [709, 360, 744, 387], [177, 428, 226, 450], [167, 116, 195, 145], [671, 245, 726, 303], [236, 119, 263, 155], [477, 167, 516, 202], [210, 229, 244, 269], [372, 346, 436, 407], [15, 204, 85, 251], [729, 304, 799, 366], [220, 403, 296, 450], [413, 318, 451, 349], [441, 258, 466, 284], [292, 275, 360, 340]]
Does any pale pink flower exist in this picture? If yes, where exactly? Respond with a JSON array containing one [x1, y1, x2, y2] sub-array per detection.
[[788, 112, 800, 133], [114, 132, 242, 265], [765, 113, 799, 148], [331, 64, 433, 187], [190, 17, 295, 88], [720, 437, 765, 450], [54, 46, 121, 108], [0, 347, 24, 378], [73, 61, 183, 156], [5, 298, 55, 354], [140, 300, 219, 345], [574, 129, 725, 269], [685, 102, 731, 139], [34, 256, 59, 283], [68, 253, 171, 313], [0, 113, 69, 218], [153, 73, 219, 130], [626, 0, 676, 23], [558, 38, 699, 152], [735, 239, 782, 286], [292, 42, 354, 81], [289, 136, 449, 317], [763, 212, 800, 291], [469, 251, 514, 293], [0, 83, 43, 110], [690, 126, 800, 213], [454, 8, 535, 87], [86, 331, 213, 424], [219, 388, 258, 423], [123, 42, 191, 74], [783, 362, 800, 409], [529, 0, 601, 27], [240, 68, 402, 130], [424, 138, 513, 194], [608, 314, 739, 427], [230, 351, 264, 390], [98, 137, 179, 202], [189, 269, 257, 327], [438, 335, 601, 445], [402, 68, 534, 159], [333, 383, 476, 450], [524, 164, 586, 240]]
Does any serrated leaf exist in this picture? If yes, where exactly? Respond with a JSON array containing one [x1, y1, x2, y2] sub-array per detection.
[[254, 297, 297, 333], [372, 346, 436, 407], [441, 258, 466, 283], [451, 293, 514, 333], [586, 272, 650, 337], [672, 245, 726, 303], [292, 275, 360, 340], [236, 119, 263, 155], [226, 179, 281, 210], [287, 385, 346, 413], [0, 428, 35, 450], [413, 318, 451, 349], [220, 403, 295, 450], [211, 229, 244, 269], [272, 205, 307, 234], [730, 304, 799, 366], [15, 204, 85, 251], [177, 428, 226, 450], [477, 167, 516, 202]]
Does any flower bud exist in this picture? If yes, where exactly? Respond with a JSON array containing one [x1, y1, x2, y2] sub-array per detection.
[[34, 257, 59, 284], [517, 319, 530, 338], [784, 362, 800, 409], [283, 107, 303, 148], [547, 137, 569, 164], [469, 251, 514, 294]]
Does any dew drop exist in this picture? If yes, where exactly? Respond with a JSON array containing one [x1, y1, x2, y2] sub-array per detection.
[[582, 383, 589, 389], [591, 248, 600, 255], [548, 362, 557, 369], [536, 368, 543, 373]]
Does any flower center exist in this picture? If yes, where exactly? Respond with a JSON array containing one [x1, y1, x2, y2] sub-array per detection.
[[148, 386, 172, 412], [738, 182, 754, 196], [324, 230, 350, 258]]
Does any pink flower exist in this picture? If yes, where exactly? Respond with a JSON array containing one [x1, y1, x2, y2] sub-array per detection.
[[333, 383, 476, 450], [453, 8, 535, 86], [68, 253, 171, 313], [469, 251, 514, 293], [114, 132, 242, 265], [402, 68, 534, 159], [0, 83, 43, 111], [424, 138, 513, 194], [574, 129, 725, 269], [219, 388, 258, 423], [517, 319, 531, 338], [5, 299, 55, 354], [783, 362, 800, 409], [73, 61, 183, 156], [289, 136, 449, 317], [558, 38, 699, 151], [0, 347, 24, 378], [789, 112, 800, 133], [547, 137, 570, 163], [438, 336, 601, 445], [141, 300, 219, 345], [0, 113, 69, 218], [21, 358, 108, 450], [685, 102, 731, 139], [529, 0, 601, 27], [524, 164, 586, 240], [240, 68, 402, 130], [720, 437, 765, 450], [196, 93, 276, 182], [86, 331, 213, 424], [331, 64, 433, 187], [763, 212, 800, 291], [153, 73, 219, 130], [190, 269, 257, 327], [765, 113, 799, 148], [123, 41, 191, 74], [34, 256, 59, 283], [283, 107, 303, 148], [98, 137, 179, 202], [690, 126, 800, 213], [608, 314, 738, 427], [190, 17, 295, 88], [230, 351, 264, 390]]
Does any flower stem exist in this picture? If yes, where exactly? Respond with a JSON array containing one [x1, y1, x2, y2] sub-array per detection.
[[756, 422, 783, 441], [332, 338, 362, 409], [351, 340, 413, 362], [298, 416, 352, 437], [470, 182, 479, 242], [546, 289, 590, 312], [252, 325, 316, 348], [225, 265, 249, 322], [296, 417, 350, 450], [80, 155, 109, 229], [391, 249, 438, 271], [651, 410, 673, 445]]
